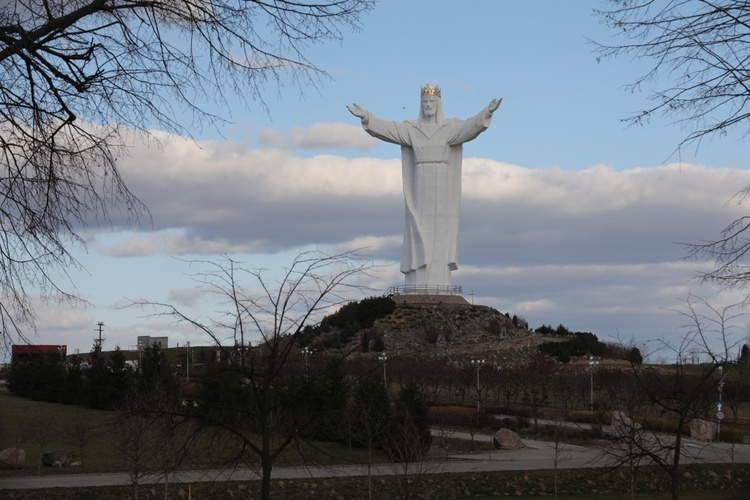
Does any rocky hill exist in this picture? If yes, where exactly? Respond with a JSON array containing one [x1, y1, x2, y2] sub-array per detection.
[[314, 294, 542, 365]]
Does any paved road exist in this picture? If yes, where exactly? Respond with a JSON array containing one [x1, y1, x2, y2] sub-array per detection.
[[2, 432, 748, 491]]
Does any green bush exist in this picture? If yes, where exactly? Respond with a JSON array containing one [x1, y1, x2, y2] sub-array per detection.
[[538, 331, 605, 361], [428, 406, 529, 432], [568, 410, 593, 423], [534, 423, 602, 441], [648, 416, 687, 435], [320, 296, 396, 331], [483, 405, 531, 418], [385, 383, 432, 462], [719, 426, 746, 443], [428, 405, 474, 427], [568, 410, 612, 425]]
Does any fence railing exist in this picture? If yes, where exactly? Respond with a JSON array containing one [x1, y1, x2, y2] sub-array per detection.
[[386, 284, 463, 296]]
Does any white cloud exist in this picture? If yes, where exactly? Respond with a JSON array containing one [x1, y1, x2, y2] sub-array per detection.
[[461, 161, 744, 214], [34, 300, 94, 332], [100, 230, 273, 257], [22, 125, 748, 360], [258, 122, 378, 149], [168, 288, 205, 308], [111, 132, 750, 267], [85, 130, 750, 322], [317, 235, 402, 257]]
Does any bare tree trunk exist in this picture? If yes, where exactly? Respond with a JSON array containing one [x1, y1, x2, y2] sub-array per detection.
[[670, 430, 683, 500]]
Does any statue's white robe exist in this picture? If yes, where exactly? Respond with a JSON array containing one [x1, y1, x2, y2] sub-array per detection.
[[362, 109, 493, 286]]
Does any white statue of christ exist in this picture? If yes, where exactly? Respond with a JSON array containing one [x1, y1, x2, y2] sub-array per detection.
[[347, 84, 501, 288]]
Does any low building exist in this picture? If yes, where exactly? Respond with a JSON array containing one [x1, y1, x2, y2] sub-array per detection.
[[137, 336, 168, 350], [11, 344, 67, 360]]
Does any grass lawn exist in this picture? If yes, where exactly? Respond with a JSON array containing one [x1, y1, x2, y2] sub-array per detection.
[[0, 387, 383, 476], [0, 386, 118, 474], [2, 386, 750, 499]]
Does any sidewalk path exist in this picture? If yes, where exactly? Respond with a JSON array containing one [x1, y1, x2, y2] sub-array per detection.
[[2, 432, 748, 490]]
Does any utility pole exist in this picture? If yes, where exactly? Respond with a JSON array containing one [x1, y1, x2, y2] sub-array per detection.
[[94, 321, 105, 350]]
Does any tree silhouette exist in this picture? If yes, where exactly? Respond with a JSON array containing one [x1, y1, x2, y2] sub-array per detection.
[[134, 250, 371, 500], [0, 0, 373, 344]]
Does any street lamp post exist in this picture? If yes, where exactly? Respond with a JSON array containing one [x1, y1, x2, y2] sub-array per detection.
[[378, 353, 388, 385], [717, 365, 725, 441], [588, 356, 599, 414], [186, 341, 190, 382], [471, 359, 486, 411], [301, 347, 312, 380]]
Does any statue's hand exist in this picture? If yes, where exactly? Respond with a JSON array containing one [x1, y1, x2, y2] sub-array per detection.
[[347, 103, 367, 119], [488, 98, 502, 113]]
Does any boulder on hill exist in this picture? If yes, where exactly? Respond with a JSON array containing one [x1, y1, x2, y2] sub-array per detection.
[[0, 448, 25, 469], [493, 428, 524, 450], [42, 450, 75, 467], [690, 419, 717, 442]]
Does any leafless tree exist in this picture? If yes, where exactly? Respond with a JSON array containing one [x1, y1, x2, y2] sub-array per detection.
[[428, 406, 458, 457], [685, 192, 750, 298], [520, 353, 555, 427], [550, 365, 583, 418], [134, 250, 372, 500], [347, 373, 391, 500], [67, 410, 95, 473], [9, 414, 31, 471], [0, 0, 373, 345], [595, 2, 750, 298], [112, 408, 161, 499], [438, 363, 465, 404], [457, 363, 474, 405], [610, 363, 718, 500], [499, 364, 524, 412], [113, 385, 195, 500], [383, 405, 443, 500], [595, 1, 750, 152], [31, 409, 52, 475], [604, 372, 651, 500], [422, 360, 447, 401], [548, 418, 572, 500], [604, 294, 745, 500], [721, 363, 750, 423], [671, 293, 746, 363]]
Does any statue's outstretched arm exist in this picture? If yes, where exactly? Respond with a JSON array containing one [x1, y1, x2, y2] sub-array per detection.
[[346, 103, 367, 119], [488, 98, 502, 114]]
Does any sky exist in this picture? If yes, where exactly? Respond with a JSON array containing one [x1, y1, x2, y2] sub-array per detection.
[[10, 0, 750, 363]]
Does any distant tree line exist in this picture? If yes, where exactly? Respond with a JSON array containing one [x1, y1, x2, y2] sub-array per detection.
[[297, 296, 395, 351], [195, 358, 431, 463], [536, 326, 643, 364], [6, 344, 175, 410], [535, 323, 576, 336]]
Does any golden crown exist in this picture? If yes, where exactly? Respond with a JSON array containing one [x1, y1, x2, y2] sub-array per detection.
[[420, 83, 441, 98]]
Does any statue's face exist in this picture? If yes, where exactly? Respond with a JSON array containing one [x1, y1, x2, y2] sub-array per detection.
[[421, 95, 437, 118]]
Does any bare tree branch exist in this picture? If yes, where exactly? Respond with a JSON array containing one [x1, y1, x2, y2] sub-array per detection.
[[594, 1, 750, 154], [0, 0, 373, 347], [129, 250, 373, 500]]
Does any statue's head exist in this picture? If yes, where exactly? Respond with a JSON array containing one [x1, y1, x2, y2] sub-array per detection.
[[421, 83, 441, 98], [419, 84, 444, 123]]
